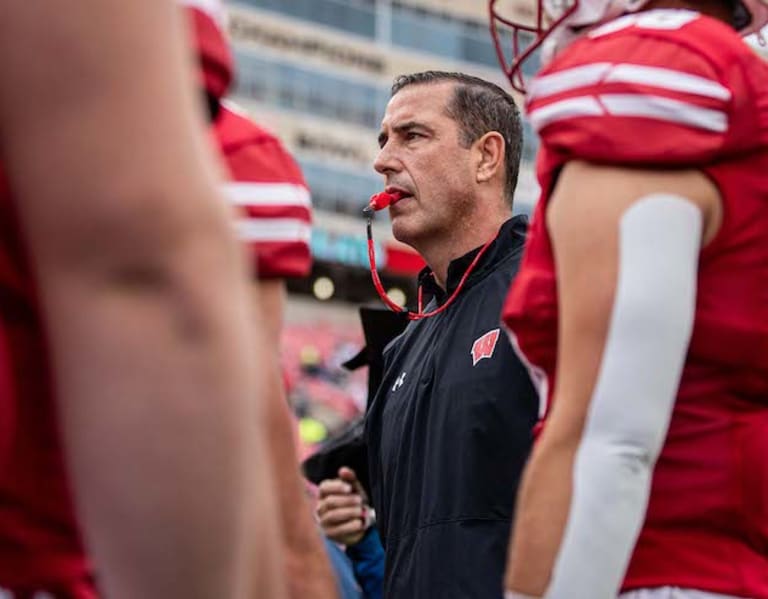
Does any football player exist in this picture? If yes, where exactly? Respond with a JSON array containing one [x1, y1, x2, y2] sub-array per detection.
[[489, 0, 768, 597], [0, 0, 278, 597], [183, 3, 337, 598]]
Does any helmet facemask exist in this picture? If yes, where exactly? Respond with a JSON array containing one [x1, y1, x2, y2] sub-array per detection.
[[490, 0, 579, 93], [490, 0, 656, 93]]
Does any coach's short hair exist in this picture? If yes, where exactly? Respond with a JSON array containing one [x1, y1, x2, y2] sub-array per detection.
[[391, 71, 523, 208]]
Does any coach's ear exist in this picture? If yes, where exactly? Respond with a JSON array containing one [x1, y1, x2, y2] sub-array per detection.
[[474, 131, 505, 185]]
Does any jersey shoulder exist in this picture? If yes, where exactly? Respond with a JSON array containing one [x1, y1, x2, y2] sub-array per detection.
[[215, 101, 277, 148], [214, 103, 306, 186], [528, 10, 766, 166], [212, 104, 313, 279]]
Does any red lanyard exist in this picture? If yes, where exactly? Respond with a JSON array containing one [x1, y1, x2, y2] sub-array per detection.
[[365, 212, 496, 321]]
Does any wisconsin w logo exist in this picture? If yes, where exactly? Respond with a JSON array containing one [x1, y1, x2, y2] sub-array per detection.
[[471, 328, 500, 366]]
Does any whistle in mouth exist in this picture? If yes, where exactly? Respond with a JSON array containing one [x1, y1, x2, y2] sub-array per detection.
[[363, 190, 404, 216]]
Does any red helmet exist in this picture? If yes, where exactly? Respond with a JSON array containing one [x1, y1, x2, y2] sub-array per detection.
[[181, 0, 234, 100], [489, 0, 768, 93]]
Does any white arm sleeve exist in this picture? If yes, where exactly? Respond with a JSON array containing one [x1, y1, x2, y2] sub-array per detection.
[[545, 194, 702, 599]]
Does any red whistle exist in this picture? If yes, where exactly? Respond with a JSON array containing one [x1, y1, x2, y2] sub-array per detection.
[[365, 190, 404, 214]]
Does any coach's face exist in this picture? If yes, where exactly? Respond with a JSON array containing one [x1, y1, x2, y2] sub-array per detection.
[[374, 82, 476, 250]]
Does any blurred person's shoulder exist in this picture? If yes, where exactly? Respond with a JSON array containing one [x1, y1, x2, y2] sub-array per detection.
[[214, 100, 306, 185], [215, 101, 278, 149]]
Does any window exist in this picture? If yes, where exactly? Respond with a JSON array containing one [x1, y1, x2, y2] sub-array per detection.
[[233, 49, 389, 129], [299, 160, 383, 218], [234, 0, 376, 38], [391, 7, 462, 58]]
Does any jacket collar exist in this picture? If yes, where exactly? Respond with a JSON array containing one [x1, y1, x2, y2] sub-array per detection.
[[417, 215, 528, 304]]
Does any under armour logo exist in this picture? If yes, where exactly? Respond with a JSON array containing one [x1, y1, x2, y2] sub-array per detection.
[[471, 328, 500, 366], [392, 372, 407, 392]]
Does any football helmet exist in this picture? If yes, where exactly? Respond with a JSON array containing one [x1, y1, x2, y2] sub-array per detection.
[[489, 0, 768, 93]]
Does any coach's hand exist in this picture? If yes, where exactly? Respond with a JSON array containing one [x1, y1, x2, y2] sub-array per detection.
[[317, 467, 371, 546]]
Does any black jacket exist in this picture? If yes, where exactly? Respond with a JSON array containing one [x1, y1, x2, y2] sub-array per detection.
[[365, 216, 539, 598]]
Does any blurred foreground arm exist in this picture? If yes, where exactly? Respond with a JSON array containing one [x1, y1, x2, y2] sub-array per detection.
[[253, 279, 339, 598], [0, 2, 283, 598]]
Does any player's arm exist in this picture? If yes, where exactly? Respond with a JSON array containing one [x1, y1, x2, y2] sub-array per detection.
[[229, 138, 334, 597], [250, 278, 340, 599], [504, 161, 721, 598], [254, 278, 287, 347], [0, 2, 284, 598]]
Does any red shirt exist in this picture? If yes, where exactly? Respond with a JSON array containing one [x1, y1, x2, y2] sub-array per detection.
[[503, 10, 768, 596], [0, 171, 93, 597], [214, 104, 312, 279]]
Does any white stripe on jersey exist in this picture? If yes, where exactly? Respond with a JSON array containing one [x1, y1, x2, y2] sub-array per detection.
[[529, 93, 727, 132], [528, 96, 605, 130], [528, 63, 613, 99], [234, 218, 312, 244], [606, 64, 731, 101], [601, 93, 728, 132], [529, 62, 731, 102], [224, 183, 311, 208]]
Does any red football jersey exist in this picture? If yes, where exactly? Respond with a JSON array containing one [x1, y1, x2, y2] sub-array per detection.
[[0, 171, 94, 597], [214, 104, 313, 279], [503, 10, 768, 597]]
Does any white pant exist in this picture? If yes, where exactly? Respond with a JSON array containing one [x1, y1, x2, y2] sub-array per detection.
[[620, 588, 747, 599]]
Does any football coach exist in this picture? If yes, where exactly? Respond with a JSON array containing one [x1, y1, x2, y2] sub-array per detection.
[[317, 71, 539, 598]]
